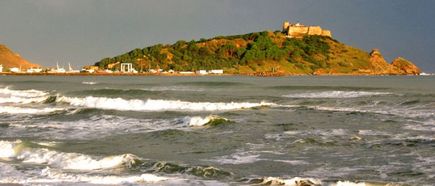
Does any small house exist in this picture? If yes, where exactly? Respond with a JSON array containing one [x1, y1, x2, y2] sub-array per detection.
[[208, 69, 224, 74]]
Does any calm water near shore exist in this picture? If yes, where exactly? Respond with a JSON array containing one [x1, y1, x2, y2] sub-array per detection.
[[0, 76, 434, 185]]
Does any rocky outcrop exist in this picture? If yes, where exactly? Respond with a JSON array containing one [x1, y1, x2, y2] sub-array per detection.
[[368, 49, 397, 74], [391, 57, 421, 75], [366, 49, 420, 75], [0, 44, 39, 69]]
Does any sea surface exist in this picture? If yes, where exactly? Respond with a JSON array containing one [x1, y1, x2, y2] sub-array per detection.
[[0, 75, 434, 186]]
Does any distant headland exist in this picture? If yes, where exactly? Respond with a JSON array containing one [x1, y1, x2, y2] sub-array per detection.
[[1, 21, 423, 76]]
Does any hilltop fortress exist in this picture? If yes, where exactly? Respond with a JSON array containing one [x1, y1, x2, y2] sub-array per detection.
[[282, 21, 332, 38]]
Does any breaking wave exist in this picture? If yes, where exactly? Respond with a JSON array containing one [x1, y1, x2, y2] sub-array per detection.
[[58, 96, 274, 111], [247, 176, 399, 186], [0, 87, 49, 104], [309, 105, 434, 119], [81, 81, 98, 85], [0, 162, 227, 185], [283, 91, 391, 98], [0, 140, 140, 170], [182, 115, 229, 127], [0, 106, 65, 114], [142, 86, 204, 92]]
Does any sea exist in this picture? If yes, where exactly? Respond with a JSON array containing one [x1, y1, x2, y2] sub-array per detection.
[[0, 75, 434, 186]]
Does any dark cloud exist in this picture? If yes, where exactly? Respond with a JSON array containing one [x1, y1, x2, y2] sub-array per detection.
[[0, 0, 434, 72]]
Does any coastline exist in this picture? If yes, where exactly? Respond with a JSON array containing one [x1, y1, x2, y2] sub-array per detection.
[[0, 72, 424, 77]]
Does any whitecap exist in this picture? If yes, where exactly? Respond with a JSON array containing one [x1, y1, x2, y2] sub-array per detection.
[[0, 163, 170, 185], [0, 87, 49, 104], [81, 81, 98, 85], [207, 151, 261, 165], [309, 105, 434, 119], [0, 87, 48, 97], [58, 96, 274, 111], [257, 177, 322, 186], [0, 106, 65, 114], [0, 140, 140, 170], [183, 115, 228, 127], [283, 91, 391, 98]]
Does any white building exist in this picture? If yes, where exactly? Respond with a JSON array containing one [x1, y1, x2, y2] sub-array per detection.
[[195, 70, 208, 75], [0, 64, 3, 72], [179, 71, 194, 75], [208, 69, 224, 74], [120, 63, 137, 73], [26, 67, 43, 73], [10, 67, 21, 73]]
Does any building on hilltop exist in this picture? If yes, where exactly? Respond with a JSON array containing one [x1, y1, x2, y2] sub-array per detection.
[[282, 21, 332, 38]]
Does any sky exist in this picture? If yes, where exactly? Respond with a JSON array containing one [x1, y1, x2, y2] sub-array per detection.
[[1, 0, 434, 72]]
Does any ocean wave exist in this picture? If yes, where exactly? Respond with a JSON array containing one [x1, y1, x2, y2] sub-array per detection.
[[58, 96, 274, 111], [0, 106, 65, 114], [81, 81, 98, 85], [141, 161, 232, 179], [142, 86, 204, 92], [0, 140, 140, 170], [182, 115, 229, 127], [209, 151, 261, 165], [0, 87, 48, 97], [283, 91, 391, 98], [0, 162, 170, 185], [308, 105, 434, 119], [4, 114, 231, 139], [0, 162, 227, 185], [0, 87, 49, 104], [248, 177, 322, 186], [248, 176, 400, 186]]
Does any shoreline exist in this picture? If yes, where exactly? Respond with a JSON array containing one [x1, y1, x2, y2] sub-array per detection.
[[0, 72, 425, 77]]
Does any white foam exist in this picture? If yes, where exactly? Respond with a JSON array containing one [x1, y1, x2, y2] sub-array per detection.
[[0, 140, 20, 158], [184, 115, 228, 127], [0, 87, 49, 104], [0, 106, 64, 114], [0, 87, 48, 97], [0, 140, 139, 170], [0, 96, 48, 104], [58, 96, 274, 111], [283, 91, 391, 98], [358, 130, 391, 136], [284, 129, 349, 137], [40, 167, 168, 185], [310, 105, 434, 119], [259, 177, 322, 186], [81, 81, 98, 85], [208, 151, 261, 164], [0, 163, 169, 185]]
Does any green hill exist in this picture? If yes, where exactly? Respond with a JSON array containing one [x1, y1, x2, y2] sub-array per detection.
[[95, 31, 420, 75]]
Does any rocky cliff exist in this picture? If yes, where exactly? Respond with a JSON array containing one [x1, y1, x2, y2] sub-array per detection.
[[0, 44, 38, 69], [391, 57, 421, 75]]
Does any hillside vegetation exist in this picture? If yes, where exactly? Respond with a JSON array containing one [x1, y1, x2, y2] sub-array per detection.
[[95, 31, 420, 75]]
